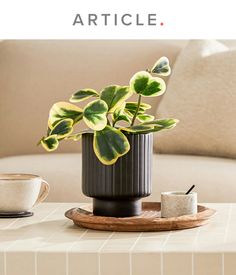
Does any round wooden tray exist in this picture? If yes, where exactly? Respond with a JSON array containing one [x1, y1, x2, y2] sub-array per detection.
[[65, 202, 216, 232]]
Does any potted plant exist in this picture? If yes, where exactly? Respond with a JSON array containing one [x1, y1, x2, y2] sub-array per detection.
[[39, 57, 178, 217]]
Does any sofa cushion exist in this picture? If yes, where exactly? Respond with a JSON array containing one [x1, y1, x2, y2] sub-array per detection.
[[155, 40, 236, 159], [0, 153, 235, 203]]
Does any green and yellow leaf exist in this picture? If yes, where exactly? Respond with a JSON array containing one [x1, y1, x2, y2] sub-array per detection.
[[93, 126, 130, 165], [50, 118, 73, 139], [112, 102, 126, 121], [40, 135, 59, 152], [129, 71, 166, 97], [125, 102, 151, 111], [114, 114, 131, 125], [151, 56, 171, 76], [66, 129, 94, 141], [120, 124, 154, 133], [143, 118, 179, 128], [70, 89, 99, 103], [137, 114, 154, 123], [112, 103, 131, 125], [66, 134, 82, 141], [48, 102, 83, 129], [123, 109, 134, 118], [126, 102, 151, 110], [125, 102, 151, 116], [100, 85, 132, 112], [83, 99, 108, 131], [142, 118, 179, 132]]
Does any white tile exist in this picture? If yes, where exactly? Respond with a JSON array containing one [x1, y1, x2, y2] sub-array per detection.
[[0, 219, 18, 229], [70, 239, 107, 252], [7, 238, 43, 252], [194, 253, 222, 275], [37, 252, 66, 275], [0, 203, 235, 275], [0, 253, 4, 275], [101, 232, 140, 252], [140, 231, 169, 238], [163, 252, 192, 275], [6, 251, 35, 275], [69, 252, 99, 275], [83, 230, 113, 239], [223, 242, 236, 252], [163, 243, 194, 252], [100, 252, 130, 275], [166, 235, 196, 244], [0, 234, 19, 251], [224, 252, 236, 275], [132, 252, 161, 275], [194, 242, 224, 252], [133, 237, 165, 252], [101, 238, 135, 252], [170, 228, 199, 236]]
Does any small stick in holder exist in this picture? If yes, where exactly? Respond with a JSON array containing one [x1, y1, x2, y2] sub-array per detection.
[[185, 185, 195, 195]]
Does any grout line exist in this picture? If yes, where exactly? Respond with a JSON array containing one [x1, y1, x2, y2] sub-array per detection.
[[222, 253, 224, 275], [222, 204, 232, 275], [191, 226, 201, 275], [223, 204, 232, 243], [34, 203, 66, 275], [3, 252, 6, 275], [2, 218, 19, 230], [34, 250, 37, 275], [65, 228, 89, 275], [191, 252, 194, 275], [97, 231, 115, 275], [3, 203, 63, 275], [128, 232, 143, 275], [3, 218, 20, 275], [160, 231, 172, 275]]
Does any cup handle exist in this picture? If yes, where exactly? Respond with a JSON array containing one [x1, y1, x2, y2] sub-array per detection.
[[33, 180, 50, 206]]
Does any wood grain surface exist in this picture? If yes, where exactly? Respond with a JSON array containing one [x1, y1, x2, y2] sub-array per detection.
[[65, 202, 216, 232]]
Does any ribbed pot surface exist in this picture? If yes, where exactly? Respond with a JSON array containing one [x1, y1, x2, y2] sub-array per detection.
[[82, 133, 153, 199]]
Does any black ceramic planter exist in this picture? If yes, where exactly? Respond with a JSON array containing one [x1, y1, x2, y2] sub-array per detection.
[[82, 133, 153, 217]]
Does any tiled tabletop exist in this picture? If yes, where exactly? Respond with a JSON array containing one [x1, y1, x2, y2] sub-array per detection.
[[0, 203, 235, 275]]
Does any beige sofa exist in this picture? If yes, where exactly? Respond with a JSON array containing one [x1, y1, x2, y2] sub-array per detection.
[[0, 40, 235, 203]]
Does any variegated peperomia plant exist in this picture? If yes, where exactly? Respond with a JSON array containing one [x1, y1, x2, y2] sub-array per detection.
[[39, 57, 178, 165]]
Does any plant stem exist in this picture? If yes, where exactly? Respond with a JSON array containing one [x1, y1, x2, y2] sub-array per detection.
[[107, 114, 111, 126], [131, 94, 142, 126], [112, 118, 117, 127]]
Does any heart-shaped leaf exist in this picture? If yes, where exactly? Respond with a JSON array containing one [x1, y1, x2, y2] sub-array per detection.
[[48, 102, 83, 128], [142, 118, 179, 132], [112, 102, 126, 121], [93, 126, 130, 165], [143, 118, 179, 127], [125, 102, 151, 112], [50, 118, 73, 139], [137, 114, 154, 123], [123, 109, 134, 118], [83, 99, 108, 131], [120, 124, 154, 133], [70, 89, 99, 103], [151, 57, 171, 76], [40, 135, 59, 151], [112, 103, 131, 125], [130, 71, 166, 97], [100, 85, 132, 112], [114, 114, 131, 125]]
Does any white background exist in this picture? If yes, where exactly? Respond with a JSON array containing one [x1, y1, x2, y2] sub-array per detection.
[[0, 0, 235, 39]]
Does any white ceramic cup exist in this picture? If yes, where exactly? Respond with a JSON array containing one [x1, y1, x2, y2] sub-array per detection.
[[0, 173, 50, 213], [161, 191, 197, 218]]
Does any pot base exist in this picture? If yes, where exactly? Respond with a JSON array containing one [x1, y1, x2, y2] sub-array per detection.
[[93, 198, 142, 217]]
